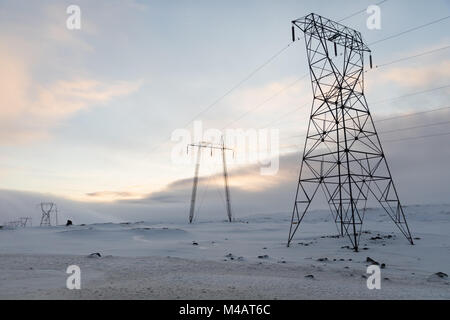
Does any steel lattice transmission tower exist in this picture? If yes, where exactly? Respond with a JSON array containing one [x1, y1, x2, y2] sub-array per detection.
[[288, 13, 414, 251], [187, 138, 234, 223], [40, 202, 58, 227]]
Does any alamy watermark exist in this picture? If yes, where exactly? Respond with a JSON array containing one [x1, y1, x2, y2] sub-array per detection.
[[66, 265, 81, 290], [367, 5, 381, 30], [366, 265, 381, 290], [171, 121, 280, 176], [66, 5, 81, 30]]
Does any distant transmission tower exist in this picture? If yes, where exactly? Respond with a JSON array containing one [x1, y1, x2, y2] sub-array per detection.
[[288, 13, 413, 251], [40, 202, 57, 227], [187, 137, 234, 223], [19, 217, 32, 227]]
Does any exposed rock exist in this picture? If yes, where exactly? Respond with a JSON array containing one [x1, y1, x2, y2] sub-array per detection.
[[65, 220, 73, 226], [304, 274, 314, 279], [435, 272, 448, 278], [428, 272, 448, 282], [87, 252, 101, 258], [366, 257, 379, 265], [258, 254, 269, 259]]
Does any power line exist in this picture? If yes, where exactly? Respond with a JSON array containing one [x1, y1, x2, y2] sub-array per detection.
[[260, 60, 450, 129], [258, 103, 309, 129], [245, 45, 450, 130], [381, 119, 450, 134], [337, 0, 389, 22], [265, 85, 450, 129], [376, 105, 450, 122], [382, 131, 450, 143], [368, 15, 450, 46], [288, 104, 450, 138], [222, 75, 308, 130], [281, 129, 450, 151], [371, 84, 450, 105], [218, 4, 397, 131], [184, 42, 295, 128], [147, 1, 394, 154], [159, 10, 449, 149], [147, 42, 295, 155], [369, 44, 450, 70]]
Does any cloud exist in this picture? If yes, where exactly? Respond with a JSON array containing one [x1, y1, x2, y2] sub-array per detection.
[[381, 60, 450, 88], [131, 106, 450, 216], [85, 190, 143, 201], [0, 46, 142, 144], [2, 106, 449, 225]]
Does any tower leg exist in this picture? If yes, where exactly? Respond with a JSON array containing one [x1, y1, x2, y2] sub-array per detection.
[[222, 139, 232, 222], [189, 147, 202, 223]]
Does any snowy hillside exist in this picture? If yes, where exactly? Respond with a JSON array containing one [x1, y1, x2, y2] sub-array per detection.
[[0, 205, 449, 299]]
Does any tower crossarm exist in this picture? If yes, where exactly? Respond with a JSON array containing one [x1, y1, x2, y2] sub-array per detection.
[[292, 13, 371, 53]]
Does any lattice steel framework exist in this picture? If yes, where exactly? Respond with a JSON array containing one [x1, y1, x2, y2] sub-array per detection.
[[288, 13, 414, 251], [40, 202, 57, 227]]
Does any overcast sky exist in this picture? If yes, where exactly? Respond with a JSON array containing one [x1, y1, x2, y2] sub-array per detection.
[[0, 0, 449, 224]]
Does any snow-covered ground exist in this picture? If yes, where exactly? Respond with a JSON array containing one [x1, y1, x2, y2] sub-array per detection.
[[0, 205, 449, 299]]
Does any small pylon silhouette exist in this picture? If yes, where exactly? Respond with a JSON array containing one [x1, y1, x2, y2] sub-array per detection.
[[40, 202, 57, 227]]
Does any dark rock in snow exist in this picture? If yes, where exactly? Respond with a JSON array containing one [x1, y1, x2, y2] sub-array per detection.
[[428, 272, 448, 281], [317, 257, 328, 262], [304, 274, 314, 279], [88, 252, 101, 258], [66, 220, 73, 226], [192, 242, 199, 246], [366, 257, 379, 265], [435, 272, 448, 278], [258, 255, 269, 259], [381, 263, 386, 269]]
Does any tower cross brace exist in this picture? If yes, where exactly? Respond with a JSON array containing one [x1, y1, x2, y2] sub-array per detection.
[[288, 13, 414, 251]]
